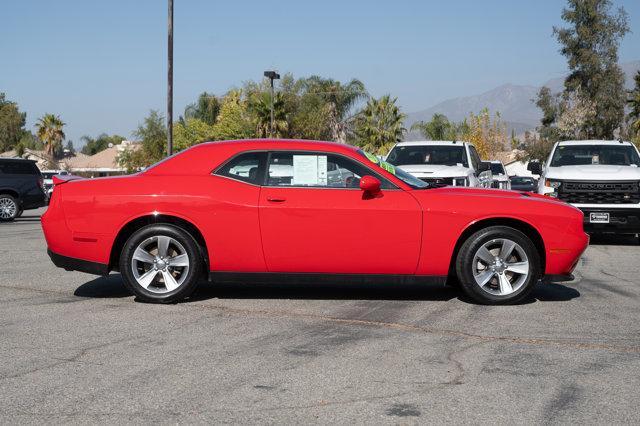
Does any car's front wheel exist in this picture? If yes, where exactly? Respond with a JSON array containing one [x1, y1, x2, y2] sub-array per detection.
[[120, 224, 203, 303], [0, 194, 19, 222], [455, 226, 540, 305]]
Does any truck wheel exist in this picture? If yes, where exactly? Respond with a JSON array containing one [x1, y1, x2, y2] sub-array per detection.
[[119, 224, 203, 303], [0, 194, 19, 222], [456, 226, 541, 305]]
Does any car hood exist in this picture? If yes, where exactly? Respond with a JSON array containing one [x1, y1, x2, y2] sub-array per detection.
[[546, 165, 640, 181], [418, 186, 566, 205], [397, 164, 470, 177]]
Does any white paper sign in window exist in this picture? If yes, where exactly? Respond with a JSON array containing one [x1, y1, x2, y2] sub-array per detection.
[[292, 155, 328, 186]]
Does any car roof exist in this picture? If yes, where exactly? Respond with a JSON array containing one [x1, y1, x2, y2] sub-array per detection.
[[489, 160, 503, 164], [557, 140, 635, 146], [394, 140, 468, 147], [196, 139, 361, 154]]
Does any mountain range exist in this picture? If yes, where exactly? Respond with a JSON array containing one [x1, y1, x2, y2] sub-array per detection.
[[405, 60, 640, 139]]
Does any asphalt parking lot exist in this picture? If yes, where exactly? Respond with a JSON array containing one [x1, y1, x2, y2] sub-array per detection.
[[1, 207, 640, 424]]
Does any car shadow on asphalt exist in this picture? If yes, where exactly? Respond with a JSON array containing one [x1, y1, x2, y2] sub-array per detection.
[[588, 234, 639, 246], [73, 274, 580, 304]]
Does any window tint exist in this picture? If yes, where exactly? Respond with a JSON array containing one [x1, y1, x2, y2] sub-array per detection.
[[266, 152, 394, 189], [550, 145, 640, 167], [468, 145, 481, 171], [0, 161, 39, 175], [215, 152, 266, 184], [490, 163, 505, 175], [386, 145, 468, 167]]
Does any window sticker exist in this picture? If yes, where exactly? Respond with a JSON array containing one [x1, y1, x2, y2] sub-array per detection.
[[364, 151, 380, 164], [292, 155, 328, 186], [379, 161, 396, 175]]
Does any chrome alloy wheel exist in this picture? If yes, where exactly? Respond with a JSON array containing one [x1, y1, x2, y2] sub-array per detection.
[[471, 238, 530, 296], [131, 235, 190, 293], [0, 197, 17, 219]]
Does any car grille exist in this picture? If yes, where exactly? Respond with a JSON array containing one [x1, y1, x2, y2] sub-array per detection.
[[558, 181, 640, 204], [419, 177, 454, 186]]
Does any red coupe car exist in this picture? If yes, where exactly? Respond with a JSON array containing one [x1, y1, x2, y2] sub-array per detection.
[[42, 140, 588, 305]]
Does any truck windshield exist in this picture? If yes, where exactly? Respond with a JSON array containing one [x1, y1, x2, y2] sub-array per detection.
[[550, 145, 640, 167], [386, 145, 468, 167]]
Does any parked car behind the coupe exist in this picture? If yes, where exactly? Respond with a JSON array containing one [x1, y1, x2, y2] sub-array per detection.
[[489, 161, 511, 190], [42, 140, 588, 305], [41, 170, 69, 201], [0, 158, 46, 221], [510, 176, 538, 192]]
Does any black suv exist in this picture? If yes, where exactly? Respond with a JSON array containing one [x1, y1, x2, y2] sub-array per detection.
[[0, 158, 46, 221]]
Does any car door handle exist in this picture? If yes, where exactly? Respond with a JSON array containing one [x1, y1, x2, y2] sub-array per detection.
[[267, 197, 286, 202]]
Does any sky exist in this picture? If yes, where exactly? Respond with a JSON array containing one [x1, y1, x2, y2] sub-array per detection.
[[2, 0, 640, 147]]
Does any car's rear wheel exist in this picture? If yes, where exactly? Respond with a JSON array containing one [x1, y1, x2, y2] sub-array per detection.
[[455, 226, 540, 305], [0, 195, 19, 222], [120, 224, 202, 303]]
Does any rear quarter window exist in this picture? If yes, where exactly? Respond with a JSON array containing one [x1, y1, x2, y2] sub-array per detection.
[[0, 161, 40, 175]]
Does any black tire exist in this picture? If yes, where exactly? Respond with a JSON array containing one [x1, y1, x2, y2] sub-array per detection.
[[455, 226, 541, 305], [119, 224, 203, 303], [0, 194, 19, 222]]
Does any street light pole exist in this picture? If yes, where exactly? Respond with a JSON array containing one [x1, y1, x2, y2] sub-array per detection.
[[167, 0, 174, 156], [263, 71, 280, 138]]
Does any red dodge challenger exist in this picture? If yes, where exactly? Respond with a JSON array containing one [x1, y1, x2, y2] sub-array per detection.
[[42, 140, 588, 305]]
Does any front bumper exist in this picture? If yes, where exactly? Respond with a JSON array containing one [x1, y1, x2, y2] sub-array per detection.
[[47, 249, 110, 276], [578, 208, 640, 234]]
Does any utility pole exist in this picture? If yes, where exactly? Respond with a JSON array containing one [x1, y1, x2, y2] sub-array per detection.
[[167, 0, 174, 156], [263, 71, 280, 138]]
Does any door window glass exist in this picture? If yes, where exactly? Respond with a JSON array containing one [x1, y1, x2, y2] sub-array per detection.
[[266, 152, 393, 189]]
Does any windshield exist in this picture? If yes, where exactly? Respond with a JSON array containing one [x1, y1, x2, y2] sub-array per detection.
[[358, 150, 429, 189], [490, 163, 505, 175], [386, 145, 468, 167], [550, 145, 640, 167], [510, 177, 533, 184]]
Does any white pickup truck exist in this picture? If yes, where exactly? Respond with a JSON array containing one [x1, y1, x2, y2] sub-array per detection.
[[384, 141, 492, 187], [528, 140, 640, 235]]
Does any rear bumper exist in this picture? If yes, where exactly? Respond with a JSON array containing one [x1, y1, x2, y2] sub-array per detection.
[[579, 208, 640, 234], [47, 249, 109, 276], [21, 193, 46, 210]]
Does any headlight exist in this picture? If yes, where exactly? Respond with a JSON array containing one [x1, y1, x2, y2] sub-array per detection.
[[545, 179, 561, 189], [454, 177, 468, 186]]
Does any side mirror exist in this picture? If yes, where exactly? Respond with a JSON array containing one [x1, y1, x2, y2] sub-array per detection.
[[360, 175, 381, 194], [478, 161, 491, 173], [527, 161, 542, 175]]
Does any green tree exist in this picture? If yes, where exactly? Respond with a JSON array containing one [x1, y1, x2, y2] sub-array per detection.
[[35, 114, 65, 166], [173, 118, 216, 151], [65, 140, 76, 155], [80, 133, 126, 155], [212, 90, 254, 140], [303, 76, 367, 143], [629, 71, 640, 141], [553, 0, 629, 138], [0, 93, 26, 153], [248, 91, 289, 138], [353, 95, 406, 154], [410, 113, 457, 140], [183, 92, 220, 125]]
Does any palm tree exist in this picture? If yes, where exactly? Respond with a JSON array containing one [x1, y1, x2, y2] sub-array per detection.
[[410, 113, 456, 140], [303, 77, 367, 143], [184, 92, 220, 125], [35, 114, 65, 166], [354, 95, 406, 154], [249, 91, 289, 138]]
